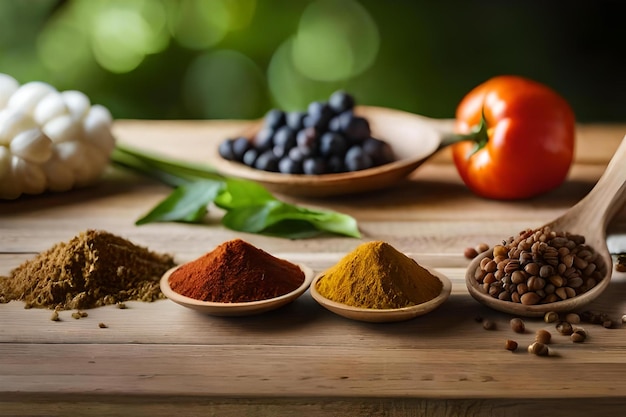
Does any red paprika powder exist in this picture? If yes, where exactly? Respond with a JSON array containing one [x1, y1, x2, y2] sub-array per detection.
[[168, 239, 305, 303]]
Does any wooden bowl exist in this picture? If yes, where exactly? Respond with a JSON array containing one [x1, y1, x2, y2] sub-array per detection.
[[210, 106, 454, 197], [309, 267, 452, 323], [160, 264, 314, 316]]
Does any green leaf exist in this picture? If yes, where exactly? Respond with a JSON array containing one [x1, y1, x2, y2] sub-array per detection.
[[111, 144, 361, 239], [136, 180, 223, 225], [221, 200, 361, 238], [214, 178, 277, 209]]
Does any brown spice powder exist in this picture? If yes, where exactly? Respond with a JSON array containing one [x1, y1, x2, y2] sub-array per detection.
[[0, 229, 176, 310]]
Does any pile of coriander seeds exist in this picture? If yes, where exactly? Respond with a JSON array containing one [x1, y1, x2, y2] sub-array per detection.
[[473, 226, 608, 304]]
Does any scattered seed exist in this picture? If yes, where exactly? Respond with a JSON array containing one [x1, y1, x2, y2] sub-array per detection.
[[476, 243, 490, 254], [71, 312, 82, 319], [80, 311, 88, 317], [535, 329, 552, 344], [50, 311, 60, 321], [556, 321, 573, 335], [528, 342, 549, 356], [505, 339, 518, 351], [117, 302, 127, 309], [565, 313, 580, 324], [603, 320, 613, 329], [482, 319, 496, 330], [544, 311, 559, 323], [98, 323, 108, 329], [464, 247, 479, 259], [510, 318, 526, 333], [571, 328, 587, 343], [622, 314, 626, 324]]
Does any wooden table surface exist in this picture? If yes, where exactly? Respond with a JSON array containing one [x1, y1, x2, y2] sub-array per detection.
[[1, 119, 626, 416]]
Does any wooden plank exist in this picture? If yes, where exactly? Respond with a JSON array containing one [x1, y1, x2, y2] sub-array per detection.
[[2, 395, 626, 417], [1, 120, 626, 416]]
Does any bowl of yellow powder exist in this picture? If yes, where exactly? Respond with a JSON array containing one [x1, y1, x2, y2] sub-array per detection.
[[310, 241, 451, 323]]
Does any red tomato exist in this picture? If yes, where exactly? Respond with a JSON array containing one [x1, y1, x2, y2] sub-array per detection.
[[451, 75, 575, 200]]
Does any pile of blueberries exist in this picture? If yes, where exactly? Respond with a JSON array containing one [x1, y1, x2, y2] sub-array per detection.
[[218, 91, 394, 175]]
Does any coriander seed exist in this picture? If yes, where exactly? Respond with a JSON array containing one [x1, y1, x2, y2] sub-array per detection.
[[556, 321, 573, 335], [476, 243, 490, 254], [505, 339, 518, 351], [510, 318, 526, 333], [535, 329, 552, 344], [98, 323, 108, 329], [571, 328, 586, 343], [528, 342, 549, 356], [464, 247, 479, 259], [544, 311, 559, 323], [50, 311, 60, 321], [483, 319, 496, 330]]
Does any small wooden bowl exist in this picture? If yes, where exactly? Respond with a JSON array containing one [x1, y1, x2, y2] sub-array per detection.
[[210, 106, 454, 197], [160, 264, 314, 316], [465, 134, 626, 317], [465, 249, 612, 318], [309, 267, 452, 323]]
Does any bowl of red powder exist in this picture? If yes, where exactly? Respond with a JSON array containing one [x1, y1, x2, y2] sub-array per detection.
[[160, 239, 314, 316]]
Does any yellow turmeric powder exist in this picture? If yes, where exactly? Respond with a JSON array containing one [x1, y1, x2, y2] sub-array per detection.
[[315, 241, 442, 309]]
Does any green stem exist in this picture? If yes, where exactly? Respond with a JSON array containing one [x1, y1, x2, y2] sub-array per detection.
[[438, 111, 490, 158], [110, 145, 226, 187]]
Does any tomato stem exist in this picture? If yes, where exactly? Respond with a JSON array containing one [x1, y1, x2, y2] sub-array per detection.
[[440, 110, 490, 159]]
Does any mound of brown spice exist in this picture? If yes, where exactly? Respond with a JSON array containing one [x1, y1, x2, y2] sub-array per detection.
[[0, 230, 176, 310], [168, 239, 305, 303]]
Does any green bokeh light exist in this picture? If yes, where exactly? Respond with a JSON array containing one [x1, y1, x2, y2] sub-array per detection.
[[291, 0, 379, 82], [168, 0, 230, 50], [268, 38, 342, 111], [182, 49, 265, 119]]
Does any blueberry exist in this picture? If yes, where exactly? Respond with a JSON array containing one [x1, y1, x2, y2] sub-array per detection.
[[273, 126, 296, 148], [242, 148, 259, 167], [264, 109, 285, 130], [303, 157, 327, 175], [362, 137, 394, 166], [327, 155, 345, 173], [253, 127, 274, 152], [254, 150, 279, 172], [296, 127, 318, 156], [303, 112, 331, 130], [272, 145, 286, 159], [231, 137, 251, 161], [278, 157, 303, 174], [288, 146, 306, 163], [218, 139, 236, 160], [329, 90, 355, 113], [307, 101, 333, 118], [329, 110, 354, 133], [286, 111, 306, 131], [319, 132, 348, 157], [343, 116, 370, 142], [344, 145, 373, 172]]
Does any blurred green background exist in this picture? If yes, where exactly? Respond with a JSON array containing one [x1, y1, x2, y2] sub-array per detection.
[[1, 0, 624, 122]]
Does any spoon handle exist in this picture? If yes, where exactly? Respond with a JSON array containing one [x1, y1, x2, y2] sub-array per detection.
[[572, 134, 626, 230]]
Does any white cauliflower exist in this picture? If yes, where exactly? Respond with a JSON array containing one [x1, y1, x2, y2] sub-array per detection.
[[0, 73, 115, 199]]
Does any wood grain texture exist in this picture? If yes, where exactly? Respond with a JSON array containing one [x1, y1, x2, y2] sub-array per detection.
[[1, 120, 626, 416]]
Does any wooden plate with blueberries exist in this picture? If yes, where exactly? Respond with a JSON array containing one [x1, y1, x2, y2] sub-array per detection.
[[212, 91, 455, 197]]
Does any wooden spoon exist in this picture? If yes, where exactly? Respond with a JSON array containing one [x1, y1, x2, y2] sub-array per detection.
[[210, 106, 455, 197], [466, 135, 626, 317]]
